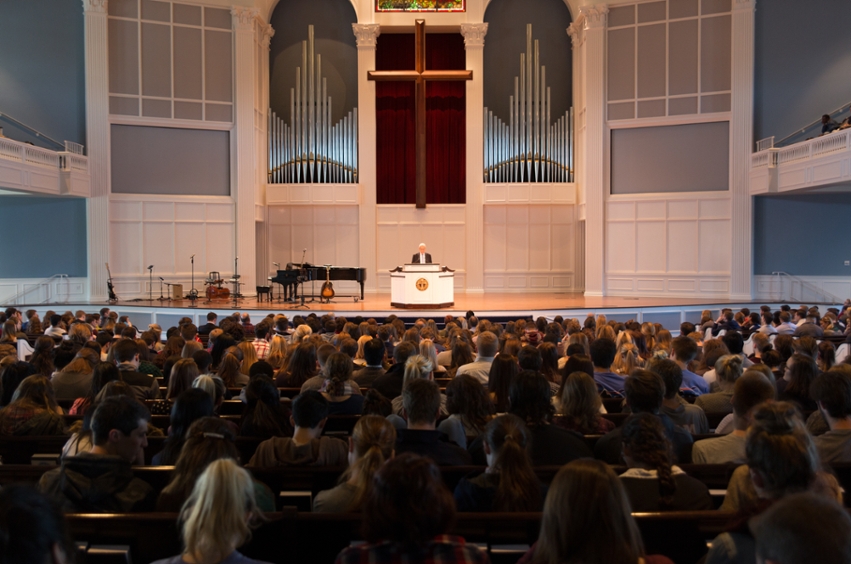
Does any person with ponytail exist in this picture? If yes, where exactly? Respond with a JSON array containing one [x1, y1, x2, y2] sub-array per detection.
[[313, 414, 396, 512], [152, 458, 271, 564], [619, 413, 711, 511], [453, 414, 543, 512], [320, 352, 365, 416]]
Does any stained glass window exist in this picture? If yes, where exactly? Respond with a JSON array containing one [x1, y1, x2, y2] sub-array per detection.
[[376, 0, 464, 12]]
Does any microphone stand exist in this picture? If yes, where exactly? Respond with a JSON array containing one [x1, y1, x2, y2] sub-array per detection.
[[158, 277, 167, 301], [189, 255, 198, 307], [147, 265, 154, 303]]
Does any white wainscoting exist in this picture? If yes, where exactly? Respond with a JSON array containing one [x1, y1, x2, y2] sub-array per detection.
[[483, 183, 577, 204], [108, 196, 235, 297], [605, 193, 732, 297], [0, 277, 88, 305], [267, 205, 362, 296], [375, 205, 466, 291], [482, 204, 577, 293], [754, 275, 851, 304], [265, 184, 360, 205]]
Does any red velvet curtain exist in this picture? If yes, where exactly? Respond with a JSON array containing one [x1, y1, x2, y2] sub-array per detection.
[[375, 34, 466, 204]]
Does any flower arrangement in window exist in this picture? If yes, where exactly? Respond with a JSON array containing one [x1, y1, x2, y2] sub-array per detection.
[[376, 0, 464, 12]]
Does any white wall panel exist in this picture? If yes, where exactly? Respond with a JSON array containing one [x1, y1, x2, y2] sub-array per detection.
[[482, 204, 577, 292], [606, 194, 732, 296], [109, 196, 235, 297]]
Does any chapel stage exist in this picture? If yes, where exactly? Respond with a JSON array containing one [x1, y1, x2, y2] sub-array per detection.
[[37, 292, 773, 328]]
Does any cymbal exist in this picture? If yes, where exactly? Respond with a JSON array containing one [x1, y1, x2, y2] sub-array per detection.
[[231, 274, 241, 279]]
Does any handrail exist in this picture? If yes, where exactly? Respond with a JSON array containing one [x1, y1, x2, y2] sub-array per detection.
[[771, 271, 844, 304], [775, 101, 851, 148], [0, 112, 65, 150], [2, 275, 71, 305]]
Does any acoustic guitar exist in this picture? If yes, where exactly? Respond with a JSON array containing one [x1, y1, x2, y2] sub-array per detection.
[[105, 263, 117, 303], [320, 264, 335, 303]]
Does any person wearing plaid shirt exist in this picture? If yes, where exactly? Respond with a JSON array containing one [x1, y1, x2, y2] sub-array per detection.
[[334, 453, 490, 564], [252, 323, 272, 360]]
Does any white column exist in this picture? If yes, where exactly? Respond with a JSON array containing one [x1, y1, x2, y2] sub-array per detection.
[[578, 5, 607, 297], [256, 22, 274, 281], [353, 23, 380, 295], [568, 21, 586, 292], [461, 23, 487, 295], [730, 0, 756, 300], [82, 0, 110, 301], [232, 7, 260, 295]]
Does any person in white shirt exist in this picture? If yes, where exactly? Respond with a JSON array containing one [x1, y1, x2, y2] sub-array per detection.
[[456, 331, 498, 387], [411, 243, 432, 264]]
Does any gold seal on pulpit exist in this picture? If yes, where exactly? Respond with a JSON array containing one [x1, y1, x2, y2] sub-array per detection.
[[416, 278, 429, 291]]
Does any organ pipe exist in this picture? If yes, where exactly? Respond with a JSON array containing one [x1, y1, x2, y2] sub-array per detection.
[[484, 24, 574, 183], [268, 25, 359, 184]]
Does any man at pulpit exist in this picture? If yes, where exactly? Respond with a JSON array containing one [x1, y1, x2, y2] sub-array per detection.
[[411, 243, 432, 264]]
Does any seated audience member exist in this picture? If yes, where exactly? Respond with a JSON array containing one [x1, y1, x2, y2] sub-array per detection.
[[696, 339, 730, 385], [371, 341, 417, 401], [390, 355, 446, 415], [750, 493, 851, 564], [150, 357, 201, 415], [320, 352, 365, 415], [454, 414, 543, 512], [198, 312, 218, 335], [0, 485, 75, 564], [719, 402, 838, 515], [820, 113, 839, 134], [590, 338, 624, 396], [69, 361, 119, 416], [112, 339, 161, 401], [611, 343, 643, 377], [28, 336, 55, 378], [692, 371, 776, 464], [38, 396, 155, 512], [395, 379, 471, 466], [710, 403, 843, 563], [487, 352, 518, 413], [239, 376, 292, 439], [52, 347, 99, 401], [313, 415, 396, 513], [353, 337, 387, 387], [152, 459, 272, 564], [275, 341, 318, 388], [518, 459, 674, 564], [248, 390, 347, 467], [455, 331, 498, 387], [712, 310, 741, 336], [794, 312, 824, 338], [553, 370, 615, 435], [0, 361, 35, 407], [774, 311, 796, 335], [471, 371, 593, 466], [251, 322, 272, 360], [437, 374, 493, 449], [447, 340, 475, 378], [722, 331, 753, 370], [777, 353, 818, 412], [646, 358, 708, 434], [334, 453, 488, 564], [0, 375, 65, 436], [44, 314, 66, 338], [594, 370, 693, 465], [157, 417, 274, 512], [619, 413, 712, 512], [695, 354, 742, 416], [0, 321, 19, 359], [152, 388, 214, 466], [810, 370, 851, 463], [669, 336, 709, 394]]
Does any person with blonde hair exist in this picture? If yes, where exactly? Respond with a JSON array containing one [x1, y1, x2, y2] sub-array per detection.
[[390, 355, 447, 416], [264, 334, 287, 371], [217, 353, 248, 388], [518, 459, 673, 564], [695, 354, 743, 416], [353, 334, 372, 367], [554, 371, 615, 435], [612, 343, 643, 376], [152, 458, 271, 564], [419, 339, 447, 375], [313, 415, 396, 512], [236, 341, 258, 377]]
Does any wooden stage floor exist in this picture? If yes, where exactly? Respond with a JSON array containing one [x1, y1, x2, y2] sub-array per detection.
[[92, 291, 749, 319]]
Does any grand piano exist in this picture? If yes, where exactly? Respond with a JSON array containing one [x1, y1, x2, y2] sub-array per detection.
[[270, 263, 367, 302]]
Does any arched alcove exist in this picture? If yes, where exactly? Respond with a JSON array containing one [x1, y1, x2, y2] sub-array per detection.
[[483, 0, 573, 123], [268, 0, 358, 123]]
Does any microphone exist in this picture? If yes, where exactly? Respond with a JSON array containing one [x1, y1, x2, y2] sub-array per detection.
[[273, 262, 280, 268], [159, 277, 164, 281], [190, 254, 195, 259], [147, 265, 154, 270]]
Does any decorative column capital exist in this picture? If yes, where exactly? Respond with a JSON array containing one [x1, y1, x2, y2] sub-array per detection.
[[579, 4, 608, 29], [260, 23, 275, 48], [352, 23, 381, 48], [82, 0, 107, 13], [231, 6, 259, 30], [460, 23, 488, 48], [733, 0, 756, 11], [567, 22, 583, 48]]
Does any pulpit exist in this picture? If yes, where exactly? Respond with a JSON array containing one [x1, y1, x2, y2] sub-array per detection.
[[390, 264, 455, 308]]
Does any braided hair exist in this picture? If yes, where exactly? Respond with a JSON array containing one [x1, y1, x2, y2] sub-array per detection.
[[621, 413, 676, 509]]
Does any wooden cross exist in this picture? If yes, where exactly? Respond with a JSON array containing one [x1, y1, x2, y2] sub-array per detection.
[[368, 20, 473, 208]]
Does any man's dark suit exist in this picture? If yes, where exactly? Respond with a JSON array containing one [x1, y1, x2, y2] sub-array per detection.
[[411, 253, 433, 264]]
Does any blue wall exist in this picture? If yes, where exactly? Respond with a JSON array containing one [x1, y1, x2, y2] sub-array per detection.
[[753, 193, 851, 276], [754, 0, 851, 142], [0, 196, 88, 278], [0, 0, 88, 279], [0, 0, 86, 147]]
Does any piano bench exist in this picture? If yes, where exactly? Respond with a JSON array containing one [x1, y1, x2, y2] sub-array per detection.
[[256, 286, 271, 302]]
